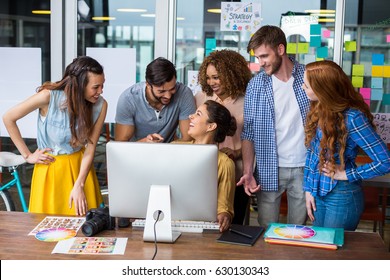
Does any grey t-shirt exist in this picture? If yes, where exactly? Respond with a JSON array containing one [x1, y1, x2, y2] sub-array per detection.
[[115, 81, 196, 142]]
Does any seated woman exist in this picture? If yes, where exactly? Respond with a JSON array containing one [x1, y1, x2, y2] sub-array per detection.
[[173, 100, 237, 232]]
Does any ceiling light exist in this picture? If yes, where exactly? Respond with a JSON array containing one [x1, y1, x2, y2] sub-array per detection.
[[32, 10, 51, 15], [207, 9, 221, 14], [318, 18, 335, 23], [141, 14, 155, 17], [117, 8, 147, 13], [92, 16, 116, 21], [177, 17, 185, 21], [305, 9, 335, 14]]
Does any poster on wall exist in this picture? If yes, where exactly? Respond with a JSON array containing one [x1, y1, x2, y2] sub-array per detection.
[[280, 15, 319, 42], [187, 70, 201, 95], [220, 2, 261, 32], [373, 113, 390, 144]]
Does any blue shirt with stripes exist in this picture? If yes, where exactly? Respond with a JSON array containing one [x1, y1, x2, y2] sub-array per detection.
[[304, 108, 390, 197], [241, 59, 310, 191]]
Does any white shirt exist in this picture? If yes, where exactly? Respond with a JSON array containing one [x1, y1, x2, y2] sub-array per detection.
[[272, 75, 306, 167]]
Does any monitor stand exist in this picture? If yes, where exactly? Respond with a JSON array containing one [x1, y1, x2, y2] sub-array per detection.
[[143, 185, 181, 243]]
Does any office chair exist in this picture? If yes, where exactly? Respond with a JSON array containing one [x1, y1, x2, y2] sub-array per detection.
[[359, 186, 387, 239]]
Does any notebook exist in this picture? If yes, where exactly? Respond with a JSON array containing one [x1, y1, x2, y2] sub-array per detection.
[[217, 224, 264, 246], [264, 223, 344, 250]]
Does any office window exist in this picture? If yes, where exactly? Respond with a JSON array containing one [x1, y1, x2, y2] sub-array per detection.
[[77, 0, 156, 82], [175, 0, 341, 86], [342, 0, 390, 114], [0, 0, 50, 82]]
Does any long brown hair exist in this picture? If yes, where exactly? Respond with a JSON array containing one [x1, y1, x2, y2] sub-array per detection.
[[304, 60, 374, 173], [37, 56, 104, 147]]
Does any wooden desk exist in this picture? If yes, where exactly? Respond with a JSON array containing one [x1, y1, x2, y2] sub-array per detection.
[[0, 211, 389, 260]]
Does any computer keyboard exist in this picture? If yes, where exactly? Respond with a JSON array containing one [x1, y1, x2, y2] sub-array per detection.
[[131, 219, 220, 233]]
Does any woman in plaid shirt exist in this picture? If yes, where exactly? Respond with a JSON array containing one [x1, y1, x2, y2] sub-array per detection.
[[302, 60, 390, 230]]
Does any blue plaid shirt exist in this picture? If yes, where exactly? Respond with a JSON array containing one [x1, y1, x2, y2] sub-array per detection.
[[304, 108, 390, 197], [241, 59, 310, 191]]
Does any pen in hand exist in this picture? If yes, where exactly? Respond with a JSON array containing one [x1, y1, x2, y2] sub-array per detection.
[[229, 228, 253, 239]]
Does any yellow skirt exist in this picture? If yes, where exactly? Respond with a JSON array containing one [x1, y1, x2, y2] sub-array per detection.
[[29, 149, 103, 215]]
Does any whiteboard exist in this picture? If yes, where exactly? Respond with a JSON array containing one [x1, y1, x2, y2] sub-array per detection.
[[86, 48, 136, 123], [0, 47, 41, 138]]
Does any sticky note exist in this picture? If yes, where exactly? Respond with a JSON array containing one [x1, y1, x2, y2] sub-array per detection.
[[249, 62, 260, 72], [250, 49, 254, 56], [371, 89, 384, 101], [323, 29, 331, 38], [364, 99, 371, 107], [359, 88, 371, 100], [205, 49, 213, 56], [286, 43, 297, 54], [387, 35, 390, 43], [371, 77, 383, 89], [352, 64, 364, 76], [310, 24, 321, 35], [205, 38, 216, 50], [310, 36, 321, 47], [372, 53, 385, 65], [304, 54, 316, 65], [298, 43, 309, 54], [352, 76, 363, 88], [345, 41, 357, 52], [316, 57, 324, 61], [384, 66, 390, 78], [382, 94, 390, 105], [316, 47, 328, 58], [372, 66, 384, 77]]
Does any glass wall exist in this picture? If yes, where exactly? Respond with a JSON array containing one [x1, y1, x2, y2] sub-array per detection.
[[175, 0, 341, 86], [0, 0, 50, 82], [77, 0, 156, 82], [342, 0, 390, 114]]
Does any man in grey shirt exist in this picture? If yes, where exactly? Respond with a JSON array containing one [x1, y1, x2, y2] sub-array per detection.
[[115, 57, 196, 143]]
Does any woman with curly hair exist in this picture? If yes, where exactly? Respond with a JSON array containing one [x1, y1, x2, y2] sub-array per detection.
[[3, 56, 107, 216], [302, 60, 390, 230], [195, 49, 252, 224]]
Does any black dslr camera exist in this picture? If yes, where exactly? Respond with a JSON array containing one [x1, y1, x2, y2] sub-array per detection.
[[82, 206, 115, 237]]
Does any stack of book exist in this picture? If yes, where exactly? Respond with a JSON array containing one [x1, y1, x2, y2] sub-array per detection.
[[264, 223, 344, 250]]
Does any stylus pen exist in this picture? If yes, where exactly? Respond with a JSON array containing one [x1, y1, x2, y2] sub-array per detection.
[[229, 228, 253, 239]]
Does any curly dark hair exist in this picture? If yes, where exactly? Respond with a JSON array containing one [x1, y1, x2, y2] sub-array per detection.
[[204, 100, 237, 143], [198, 49, 252, 99]]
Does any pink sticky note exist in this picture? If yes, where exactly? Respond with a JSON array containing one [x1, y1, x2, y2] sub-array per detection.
[[387, 34, 390, 43], [249, 62, 260, 72], [359, 88, 371, 99], [364, 99, 371, 107], [323, 29, 331, 38]]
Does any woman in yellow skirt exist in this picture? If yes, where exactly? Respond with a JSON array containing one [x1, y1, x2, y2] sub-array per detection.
[[3, 56, 107, 216]]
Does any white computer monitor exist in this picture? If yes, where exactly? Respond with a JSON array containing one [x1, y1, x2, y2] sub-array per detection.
[[106, 141, 218, 243]]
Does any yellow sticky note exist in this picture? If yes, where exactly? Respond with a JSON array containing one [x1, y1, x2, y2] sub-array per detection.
[[372, 66, 384, 77], [352, 64, 364, 76], [345, 41, 357, 52], [297, 43, 309, 54], [286, 43, 297, 54], [250, 49, 254, 56], [316, 57, 324, 61], [383, 66, 390, 78], [352, 76, 363, 88]]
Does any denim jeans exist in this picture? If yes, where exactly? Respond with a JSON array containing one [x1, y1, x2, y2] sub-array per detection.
[[256, 167, 307, 228], [313, 180, 364, 231]]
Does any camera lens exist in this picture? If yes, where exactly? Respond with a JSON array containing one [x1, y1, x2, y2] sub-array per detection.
[[81, 216, 106, 237]]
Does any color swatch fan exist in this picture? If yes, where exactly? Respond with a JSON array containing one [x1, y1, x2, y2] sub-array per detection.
[[264, 223, 344, 250], [35, 228, 77, 242], [273, 225, 316, 239]]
